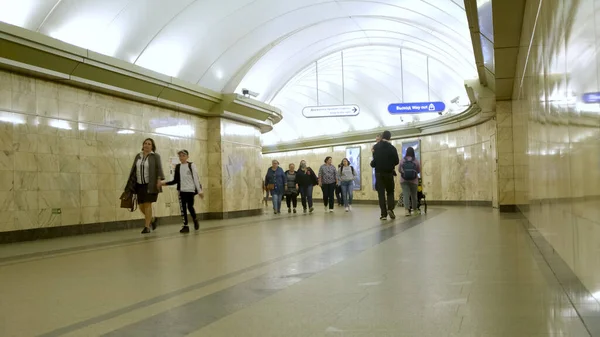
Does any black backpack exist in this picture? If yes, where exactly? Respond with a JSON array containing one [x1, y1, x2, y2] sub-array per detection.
[[401, 158, 418, 180]]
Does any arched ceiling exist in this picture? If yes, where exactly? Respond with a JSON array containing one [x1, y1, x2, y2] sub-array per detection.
[[263, 45, 474, 145], [0, 0, 478, 143]]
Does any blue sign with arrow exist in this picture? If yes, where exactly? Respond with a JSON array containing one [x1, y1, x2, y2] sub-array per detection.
[[388, 101, 446, 114], [582, 92, 600, 104]]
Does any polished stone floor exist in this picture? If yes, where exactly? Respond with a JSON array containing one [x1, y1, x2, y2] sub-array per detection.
[[0, 206, 597, 337]]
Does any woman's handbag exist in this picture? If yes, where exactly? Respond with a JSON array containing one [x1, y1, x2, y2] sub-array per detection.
[[120, 191, 137, 212], [266, 170, 276, 190]]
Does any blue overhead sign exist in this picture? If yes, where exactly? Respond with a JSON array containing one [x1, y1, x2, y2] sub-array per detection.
[[582, 92, 600, 104], [388, 101, 446, 114]]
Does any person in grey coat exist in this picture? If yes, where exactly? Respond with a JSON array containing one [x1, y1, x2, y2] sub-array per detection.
[[125, 138, 165, 234], [284, 163, 299, 213]]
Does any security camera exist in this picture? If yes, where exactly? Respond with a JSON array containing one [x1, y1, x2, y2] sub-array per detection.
[[450, 96, 460, 104], [242, 88, 259, 98]]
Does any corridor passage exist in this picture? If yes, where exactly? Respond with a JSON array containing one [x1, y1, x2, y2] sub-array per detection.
[[0, 206, 594, 337]]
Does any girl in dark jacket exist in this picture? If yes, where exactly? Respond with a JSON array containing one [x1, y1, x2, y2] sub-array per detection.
[[296, 160, 318, 213]]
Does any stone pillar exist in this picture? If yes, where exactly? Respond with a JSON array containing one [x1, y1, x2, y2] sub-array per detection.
[[206, 117, 263, 218], [495, 101, 517, 212], [207, 117, 224, 215]]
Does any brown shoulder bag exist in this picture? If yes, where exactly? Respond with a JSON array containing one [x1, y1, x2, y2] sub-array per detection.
[[120, 191, 138, 212]]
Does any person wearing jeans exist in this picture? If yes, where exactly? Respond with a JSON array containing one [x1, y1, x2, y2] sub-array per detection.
[[337, 158, 357, 212], [284, 163, 299, 213], [399, 146, 421, 216], [318, 156, 338, 212], [370, 131, 400, 220], [297, 160, 317, 213], [264, 160, 287, 214]]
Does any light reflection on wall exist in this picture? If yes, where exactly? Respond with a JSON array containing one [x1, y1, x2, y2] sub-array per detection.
[[221, 123, 258, 137], [149, 118, 195, 137], [263, 148, 328, 159], [49, 119, 72, 130], [0, 113, 25, 125], [155, 125, 194, 137]]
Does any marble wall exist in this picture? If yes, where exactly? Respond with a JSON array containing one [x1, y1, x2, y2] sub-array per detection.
[[0, 69, 210, 232], [512, 0, 600, 299], [208, 117, 263, 213], [262, 120, 496, 202]]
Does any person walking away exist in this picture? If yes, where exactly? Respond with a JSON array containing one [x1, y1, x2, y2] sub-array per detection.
[[370, 131, 399, 220], [372, 133, 381, 154], [284, 163, 299, 213], [297, 160, 317, 213], [161, 150, 204, 233], [264, 160, 287, 214], [318, 156, 338, 212], [399, 146, 421, 216], [125, 138, 165, 234], [338, 158, 357, 212]]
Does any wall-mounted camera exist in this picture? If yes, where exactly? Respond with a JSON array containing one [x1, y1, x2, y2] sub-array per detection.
[[242, 88, 259, 98]]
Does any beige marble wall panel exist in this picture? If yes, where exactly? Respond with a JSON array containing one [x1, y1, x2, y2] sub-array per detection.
[[511, 0, 600, 301], [220, 119, 263, 212], [262, 120, 496, 202], [0, 70, 210, 232]]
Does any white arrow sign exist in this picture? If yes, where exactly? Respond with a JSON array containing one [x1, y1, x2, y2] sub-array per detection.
[[302, 105, 360, 118]]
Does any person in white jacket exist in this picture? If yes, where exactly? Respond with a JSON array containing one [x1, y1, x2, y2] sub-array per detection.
[[161, 150, 204, 233]]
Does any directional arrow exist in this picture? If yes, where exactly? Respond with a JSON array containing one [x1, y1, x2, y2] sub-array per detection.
[[302, 105, 360, 118]]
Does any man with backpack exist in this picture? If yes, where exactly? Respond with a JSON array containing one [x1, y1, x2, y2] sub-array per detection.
[[399, 146, 421, 216], [370, 131, 400, 220], [161, 150, 204, 233]]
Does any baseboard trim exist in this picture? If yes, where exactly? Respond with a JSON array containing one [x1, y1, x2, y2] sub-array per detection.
[[526, 195, 600, 205], [426, 200, 492, 207], [351, 200, 379, 205], [352, 199, 492, 207], [499, 204, 519, 213], [0, 209, 263, 244]]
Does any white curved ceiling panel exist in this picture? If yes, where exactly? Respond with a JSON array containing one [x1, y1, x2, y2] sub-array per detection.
[[134, 0, 253, 77], [103, 0, 197, 63], [41, 0, 137, 57], [0, 0, 56, 29], [186, 2, 352, 89], [236, 16, 476, 100]]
